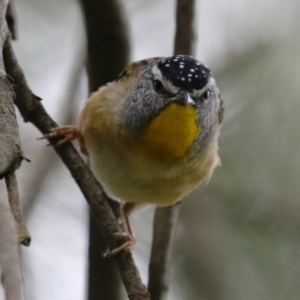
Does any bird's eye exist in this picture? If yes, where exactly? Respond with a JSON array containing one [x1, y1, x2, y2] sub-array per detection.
[[202, 89, 211, 100], [153, 80, 165, 93]]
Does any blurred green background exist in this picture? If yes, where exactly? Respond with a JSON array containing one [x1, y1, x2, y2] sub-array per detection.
[[0, 0, 299, 299]]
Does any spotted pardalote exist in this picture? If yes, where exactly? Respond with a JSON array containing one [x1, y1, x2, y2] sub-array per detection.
[[42, 55, 224, 255]]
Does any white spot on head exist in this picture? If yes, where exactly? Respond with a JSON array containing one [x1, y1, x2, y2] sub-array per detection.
[[188, 78, 191, 81], [190, 69, 195, 72], [173, 59, 178, 61], [166, 64, 170, 67], [195, 75, 198, 78], [188, 74, 192, 77], [179, 65, 184, 68], [181, 77, 185, 81]]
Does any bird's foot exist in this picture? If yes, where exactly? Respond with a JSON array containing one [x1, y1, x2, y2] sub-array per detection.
[[102, 232, 136, 257], [38, 125, 88, 155]]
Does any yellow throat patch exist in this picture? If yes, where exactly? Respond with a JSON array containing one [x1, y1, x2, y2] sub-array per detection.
[[138, 103, 199, 161]]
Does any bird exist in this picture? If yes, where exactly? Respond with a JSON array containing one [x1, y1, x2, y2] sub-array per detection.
[[42, 55, 224, 256]]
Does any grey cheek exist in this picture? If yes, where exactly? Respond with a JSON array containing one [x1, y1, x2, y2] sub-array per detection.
[[197, 101, 215, 128]]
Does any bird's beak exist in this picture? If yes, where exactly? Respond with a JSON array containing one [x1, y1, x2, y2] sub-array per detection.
[[173, 90, 195, 106]]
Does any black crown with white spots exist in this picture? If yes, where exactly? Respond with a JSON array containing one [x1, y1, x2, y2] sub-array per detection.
[[157, 55, 211, 92]]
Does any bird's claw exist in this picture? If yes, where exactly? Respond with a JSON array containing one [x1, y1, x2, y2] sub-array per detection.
[[38, 126, 80, 146], [102, 232, 136, 258]]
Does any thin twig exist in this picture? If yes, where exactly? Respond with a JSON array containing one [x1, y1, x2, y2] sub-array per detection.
[[5, 171, 31, 246], [3, 40, 149, 300], [148, 202, 181, 300], [148, 1, 197, 299], [174, 0, 196, 55], [0, 200, 24, 300]]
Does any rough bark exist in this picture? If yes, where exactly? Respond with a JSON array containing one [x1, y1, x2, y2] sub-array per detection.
[[0, 0, 30, 245], [0, 0, 21, 178], [0, 4, 25, 297]]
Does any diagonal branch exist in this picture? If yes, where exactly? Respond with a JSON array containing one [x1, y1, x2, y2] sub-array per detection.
[[23, 45, 85, 216], [3, 40, 149, 300], [148, 1, 197, 299]]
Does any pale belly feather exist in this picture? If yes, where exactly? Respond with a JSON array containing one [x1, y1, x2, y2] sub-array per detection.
[[86, 133, 219, 207]]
